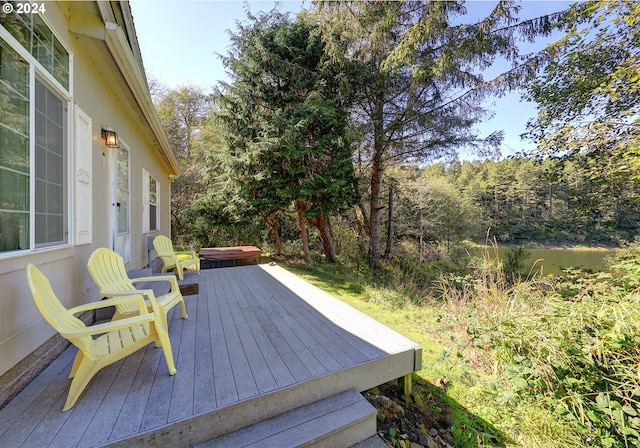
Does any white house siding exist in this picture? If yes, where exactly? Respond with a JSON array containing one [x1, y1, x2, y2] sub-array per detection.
[[0, 0, 178, 390]]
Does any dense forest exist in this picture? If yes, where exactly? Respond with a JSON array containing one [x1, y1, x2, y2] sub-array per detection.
[[151, 1, 640, 446], [393, 156, 640, 247]]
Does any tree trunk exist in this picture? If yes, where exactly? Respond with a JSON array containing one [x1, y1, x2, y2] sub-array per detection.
[[261, 214, 281, 256], [369, 96, 385, 270], [357, 198, 370, 236], [384, 182, 394, 259], [548, 184, 553, 220], [521, 189, 527, 226], [369, 152, 382, 269], [419, 208, 424, 262], [297, 205, 312, 264], [313, 213, 336, 261]]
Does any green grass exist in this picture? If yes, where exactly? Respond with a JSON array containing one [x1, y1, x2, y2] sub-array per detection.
[[283, 261, 587, 447]]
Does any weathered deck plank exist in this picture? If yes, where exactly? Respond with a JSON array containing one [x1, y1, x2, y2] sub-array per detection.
[[224, 274, 279, 394], [52, 360, 121, 447], [108, 346, 161, 441], [76, 351, 144, 447], [207, 272, 240, 407], [168, 316, 195, 422], [217, 271, 260, 402], [0, 264, 421, 448], [232, 277, 296, 390], [193, 274, 217, 414], [258, 275, 372, 366], [139, 309, 180, 431], [0, 347, 73, 437]]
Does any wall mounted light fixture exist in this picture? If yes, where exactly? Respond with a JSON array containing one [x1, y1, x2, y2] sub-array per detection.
[[101, 127, 119, 148]]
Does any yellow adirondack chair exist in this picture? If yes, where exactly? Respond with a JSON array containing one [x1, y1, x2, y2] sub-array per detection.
[[87, 248, 188, 333], [26, 264, 177, 412], [153, 235, 200, 280]]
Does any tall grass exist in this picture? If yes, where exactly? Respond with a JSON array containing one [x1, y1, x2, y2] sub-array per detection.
[[283, 232, 640, 447], [434, 242, 640, 447]]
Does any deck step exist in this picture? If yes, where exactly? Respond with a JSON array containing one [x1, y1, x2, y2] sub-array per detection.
[[195, 389, 377, 448]]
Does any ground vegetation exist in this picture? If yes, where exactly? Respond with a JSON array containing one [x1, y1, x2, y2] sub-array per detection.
[[285, 239, 640, 447]]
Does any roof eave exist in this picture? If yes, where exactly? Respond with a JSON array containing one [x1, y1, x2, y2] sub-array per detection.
[[98, 1, 180, 177]]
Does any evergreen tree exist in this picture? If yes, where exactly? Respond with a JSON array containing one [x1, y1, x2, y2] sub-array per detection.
[[217, 9, 356, 262], [314, 0, 569, 269]]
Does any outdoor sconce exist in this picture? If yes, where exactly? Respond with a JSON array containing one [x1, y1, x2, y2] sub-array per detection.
[[101, 127, 119, 148]]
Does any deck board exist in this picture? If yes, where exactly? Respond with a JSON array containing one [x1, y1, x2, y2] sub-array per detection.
[[139, 343, 175, 431], [233, 281, 296, 389], [226, 281, 279, 394], [218, 271, 260, 402], [54, 361, 120, 447], [236, 270, 302, 388], [208, 272, 240, 407], [0, 264, 421, 448], [193, 274, 217, 414], [168, 315, 195, 422], [138, 306, 180, 431], [109, 348, 159, 441], [0, 347, 72, 437], [77, 351, 144, 447]]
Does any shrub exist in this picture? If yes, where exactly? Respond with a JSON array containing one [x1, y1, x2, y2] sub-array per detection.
[[502, 246, 530, 277], [489, 242, 640, 447], [432, 240, 640, 447]]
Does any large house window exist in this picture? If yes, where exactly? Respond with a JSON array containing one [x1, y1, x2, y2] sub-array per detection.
[[0, 40, 29, 252], [143, 170, 159, 233], [0, 12, 71, 254], [1, 7, 69, 89]]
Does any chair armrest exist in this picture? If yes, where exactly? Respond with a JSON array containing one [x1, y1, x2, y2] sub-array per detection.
[[69, 295, 148, 315], [175, 251, 197, 258], [99, 289, 161, 310], [60, 313, 155, 338], [130, 275, 180, 291]]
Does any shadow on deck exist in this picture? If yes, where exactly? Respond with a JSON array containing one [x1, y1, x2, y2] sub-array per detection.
[[0, 264, 421, 447]]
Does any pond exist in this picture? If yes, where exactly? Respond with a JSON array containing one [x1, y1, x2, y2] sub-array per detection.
[[485, 246, 618, 276]]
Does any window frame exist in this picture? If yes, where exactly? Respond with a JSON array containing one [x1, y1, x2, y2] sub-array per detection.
[[0, 14, 73, 258], [143, 169, 160, 233]]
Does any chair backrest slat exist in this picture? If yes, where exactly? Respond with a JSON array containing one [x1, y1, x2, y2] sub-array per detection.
[[153, 236, 178, 269], [27, 264, 93, 353], [88, 248, 136, 293]]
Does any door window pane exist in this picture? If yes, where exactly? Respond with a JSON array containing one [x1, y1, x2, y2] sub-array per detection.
[[117, 148, 129, 233], [149, 176, 157, 231]]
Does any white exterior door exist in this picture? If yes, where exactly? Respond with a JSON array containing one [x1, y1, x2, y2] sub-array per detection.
[[110, 143, 130, 263]]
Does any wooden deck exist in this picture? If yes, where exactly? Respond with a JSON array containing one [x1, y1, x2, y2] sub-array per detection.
[[0, 264, 422, 447]]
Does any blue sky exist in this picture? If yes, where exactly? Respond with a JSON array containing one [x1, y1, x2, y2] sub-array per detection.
[[131, 1, 305, 87], [130, 0, 571, 159]]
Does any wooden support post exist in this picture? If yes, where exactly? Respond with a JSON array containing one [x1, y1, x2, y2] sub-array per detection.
[[398, 374, 412, 397]]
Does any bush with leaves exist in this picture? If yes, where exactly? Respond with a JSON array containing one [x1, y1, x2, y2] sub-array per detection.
[[488, 242, 640, 447]]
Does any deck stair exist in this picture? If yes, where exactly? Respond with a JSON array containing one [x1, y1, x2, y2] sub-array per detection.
[[195, 389, 377, 448]]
